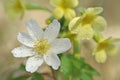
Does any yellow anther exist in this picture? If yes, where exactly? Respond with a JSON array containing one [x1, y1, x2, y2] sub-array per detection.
[[34, 39, 50, 55]]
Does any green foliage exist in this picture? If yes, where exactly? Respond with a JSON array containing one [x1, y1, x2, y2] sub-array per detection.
[[59, 54, 99, 80], [12, 75, 29, 80], [6, 64, 26, 80], [6, 64, 44, 80], [59, 17, 69, 33], [19, 64, 26, 71], [32, 72, 44, 80]]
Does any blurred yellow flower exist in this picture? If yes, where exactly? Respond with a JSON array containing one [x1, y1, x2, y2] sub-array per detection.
[[69, 7, 107, 40], [94, 50, 107, 63], [93, 37, 118, 63], [4, 0, 25, 19], [50, 0, 78, 20]]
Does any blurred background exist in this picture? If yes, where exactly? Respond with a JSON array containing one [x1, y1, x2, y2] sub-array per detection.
[[0, 0, 120, 80]]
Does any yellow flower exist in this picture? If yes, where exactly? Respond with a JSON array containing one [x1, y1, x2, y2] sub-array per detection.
[[50, 0, 78, 20], [94, 50, 107, 63], [93, 37, 118, 63], [69, 7, 107, 40], [4, 0, 25, 19], [78, 24, 94, 40]]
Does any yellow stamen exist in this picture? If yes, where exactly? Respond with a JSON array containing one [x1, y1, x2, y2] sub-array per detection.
[[34, 39, 50, 55]]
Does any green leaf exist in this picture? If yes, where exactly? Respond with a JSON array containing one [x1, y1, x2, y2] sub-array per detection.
[[89, 69, 100, 76], [60, 55, 72, 76], [81, 73, 92, 80], [19, 64, 26, 71], [64, 75, 69, 80], [74, 77, 81, 80], [6, 71, 14, 80], [13, 75, 29, 80], [59, 54, 99, 80], [85, 64, 100, 76], [71, 57, 84, 70], [32, 72, 44, 80]]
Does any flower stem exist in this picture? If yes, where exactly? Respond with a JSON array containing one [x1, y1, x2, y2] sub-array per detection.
[[50, 67, 57, 80], [73, 38, 81, 57], [93, 31, 103, 43], [24, 2, 51, 12]]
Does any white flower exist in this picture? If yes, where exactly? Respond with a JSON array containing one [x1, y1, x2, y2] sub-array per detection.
[[11, 19, 71, 73]]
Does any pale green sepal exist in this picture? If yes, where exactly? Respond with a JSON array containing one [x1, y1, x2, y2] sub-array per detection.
[[111, 38, 120, 43]]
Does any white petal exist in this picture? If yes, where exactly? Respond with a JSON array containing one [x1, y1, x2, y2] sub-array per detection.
[[11, 46, 36, 57], [17, 32, 35, 47], [26, 19, 44, 40], [44, 52, 60, 70], [26, 55, 43, 73], [51, 38, 71, 54], [44, 20, 60, 43]]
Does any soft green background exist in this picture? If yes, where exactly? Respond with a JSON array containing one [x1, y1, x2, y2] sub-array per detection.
[[0, 0, 120, 80]]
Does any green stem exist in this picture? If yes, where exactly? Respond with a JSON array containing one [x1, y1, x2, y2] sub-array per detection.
[[111, 38, 120, 43], [24, 2, 51, 12], [61, 19, 69, 32], [93, 31, 103, 43], [73, 39, 81, 57]]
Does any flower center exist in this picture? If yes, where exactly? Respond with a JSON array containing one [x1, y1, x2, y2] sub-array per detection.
[[82, 13, 95, 25], [13, 0, 25, 12], [60, 0, 72, 9], [97, 40, 110, 51], [34, 39, 50, 55]]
